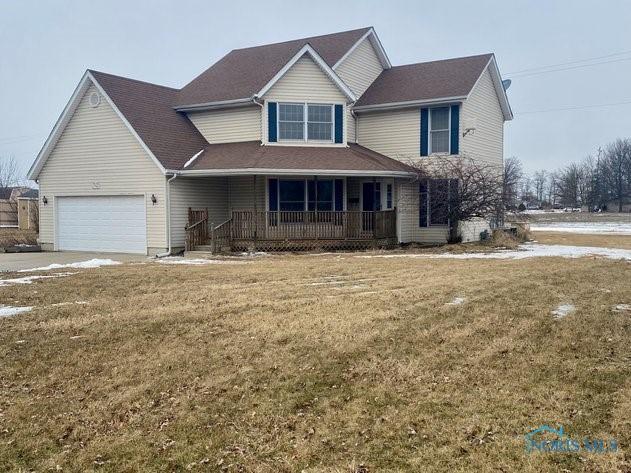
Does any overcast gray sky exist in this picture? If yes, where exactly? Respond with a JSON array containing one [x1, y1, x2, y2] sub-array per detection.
[[2, 0, 631, 182]]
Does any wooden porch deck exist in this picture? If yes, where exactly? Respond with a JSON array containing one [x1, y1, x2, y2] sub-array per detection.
[[185, 209, 397, 252]]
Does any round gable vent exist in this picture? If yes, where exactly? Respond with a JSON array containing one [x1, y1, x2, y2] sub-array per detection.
[[89, 92, 101, 108]]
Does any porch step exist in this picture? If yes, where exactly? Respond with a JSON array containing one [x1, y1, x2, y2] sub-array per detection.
[[186, 245, 232, 255], [184, 250, 216, 258], [194, 245, 214, 252]]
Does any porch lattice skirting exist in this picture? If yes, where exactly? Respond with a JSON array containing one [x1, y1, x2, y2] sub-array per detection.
[[185, 209, 398, 253]]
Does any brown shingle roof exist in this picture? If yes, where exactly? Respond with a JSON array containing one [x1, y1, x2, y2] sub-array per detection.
[[175, 28, 371, 108], [184, 141, 416, 175], [355, 53, 493, 107], [89, 70, 209, 170]]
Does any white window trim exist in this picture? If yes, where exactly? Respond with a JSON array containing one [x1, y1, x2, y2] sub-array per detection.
[[277, 102, 335, 144], [428, 106, 451, 155]]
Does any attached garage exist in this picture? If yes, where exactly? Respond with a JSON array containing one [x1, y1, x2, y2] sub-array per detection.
[[56, 196, 147, 254]]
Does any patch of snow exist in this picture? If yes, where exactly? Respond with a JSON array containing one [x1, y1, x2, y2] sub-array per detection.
[[239, 251, 270, 257], [183, 148, 204, 168], [49, 301, 88, 307], [20, 259, 121, 272], [157, 257, 248, 265], [356, 244, 631, 261], [447, 297, 466, 305], [0, 272, 75, 287], [613, 304, 631, 313], [0, 305, 33, 318], [530, 222, 631, 235], [552, 304, 575, 319]]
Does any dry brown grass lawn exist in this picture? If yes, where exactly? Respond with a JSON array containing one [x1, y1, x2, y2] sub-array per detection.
[[1, 250, 630, 471], [0, 228, 38, 248], [533, 231, 631, 250]]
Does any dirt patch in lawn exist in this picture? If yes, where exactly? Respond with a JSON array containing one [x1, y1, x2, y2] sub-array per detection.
[[0, 252, 630, 472]]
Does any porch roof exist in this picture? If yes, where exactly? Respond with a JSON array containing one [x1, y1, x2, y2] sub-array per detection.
[[175, 141, 418, 177]]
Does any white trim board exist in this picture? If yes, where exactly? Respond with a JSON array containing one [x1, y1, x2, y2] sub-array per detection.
[[353, 96, 467, 113], [467, 56, 513, 121], [28, 71, 167, 180], [256, 44, 357, 102]]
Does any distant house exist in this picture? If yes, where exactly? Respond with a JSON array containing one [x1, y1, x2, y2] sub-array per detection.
[[28, 27, 512, 254]]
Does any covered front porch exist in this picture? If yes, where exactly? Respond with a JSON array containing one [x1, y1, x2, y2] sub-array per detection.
[[182, 175, 399, 252]]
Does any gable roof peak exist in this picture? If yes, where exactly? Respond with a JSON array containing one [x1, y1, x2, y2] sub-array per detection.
[[229, 27, 373, 53]]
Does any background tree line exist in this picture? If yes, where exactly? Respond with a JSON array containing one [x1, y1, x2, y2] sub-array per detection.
[[503, 137, 631, 211]]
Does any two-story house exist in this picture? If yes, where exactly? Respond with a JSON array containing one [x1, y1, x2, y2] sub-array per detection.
[[28, 27, 512, 255]]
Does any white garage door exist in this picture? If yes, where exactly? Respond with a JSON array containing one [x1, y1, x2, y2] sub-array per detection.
[[57, 196, 147, 254]]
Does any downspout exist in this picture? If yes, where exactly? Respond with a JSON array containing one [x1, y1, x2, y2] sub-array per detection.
[[156, 172, 178, 258], [252, 96, 265, 145]]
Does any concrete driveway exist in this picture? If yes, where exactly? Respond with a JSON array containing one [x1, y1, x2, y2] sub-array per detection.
[[0, 251, 149, 272]]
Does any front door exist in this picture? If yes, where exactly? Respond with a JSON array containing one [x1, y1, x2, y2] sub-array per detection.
[[362, 182, 381, 211], [361, 182, 381, 232]]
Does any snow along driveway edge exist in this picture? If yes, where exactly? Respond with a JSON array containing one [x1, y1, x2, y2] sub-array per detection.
[[19, 259, 122, 272]]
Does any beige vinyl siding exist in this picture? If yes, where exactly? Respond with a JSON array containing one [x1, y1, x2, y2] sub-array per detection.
[[38, 83, 167, 251], [169, 177, 229, 248], [187, 106, 261, 144], [335, 38, 383, 97], [346, 108, 356, 143], [460, 68, 504, 166], [228, 176, 266, 211], [262, 54, 348, 145], [357, 109, 420, 160], [397, 180, 448, 244]]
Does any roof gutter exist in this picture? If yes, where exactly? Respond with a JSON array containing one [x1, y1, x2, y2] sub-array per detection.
[[174, 97, 255, 112], [166, 168, 416, 178], [353, 96, 467, 113]]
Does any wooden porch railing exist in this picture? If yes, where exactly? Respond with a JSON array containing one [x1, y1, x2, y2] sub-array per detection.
[[210, 218, 232, 253], [231, 210, 397, 241], [185, 209, 397, 252], [185, 208, 208, 251]]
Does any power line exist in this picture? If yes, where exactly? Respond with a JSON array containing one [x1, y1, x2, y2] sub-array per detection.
[[506, 49, 631, 75], [508, 56, 631, 78], [517, 99, 631, 115]]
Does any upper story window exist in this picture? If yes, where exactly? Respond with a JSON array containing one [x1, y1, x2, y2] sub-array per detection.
[[429, 107, 450, 154], [278, 104, 305, 140], [278, 103, 333, 142], [307, 105, 332, 141]]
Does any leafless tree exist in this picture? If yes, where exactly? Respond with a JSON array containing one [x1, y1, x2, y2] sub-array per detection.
[[503, 156, 523, 210], [0, 156, 20, 226], [601, 138, 631, 212], [556, 162, 582, 208], [0, 155, 19, 190], [546, 172, 559, 207], [409, 156, 504, 242], [533, 170, 547, 203]]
